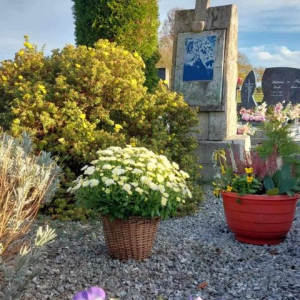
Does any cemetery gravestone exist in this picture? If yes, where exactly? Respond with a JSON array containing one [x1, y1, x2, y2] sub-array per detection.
[[172, 0, 250, 180], [241, 70, 257, 109], [262, 67, 300, 105]]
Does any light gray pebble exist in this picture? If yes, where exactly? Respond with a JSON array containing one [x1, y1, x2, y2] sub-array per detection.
[[23, 186, 300, 300]]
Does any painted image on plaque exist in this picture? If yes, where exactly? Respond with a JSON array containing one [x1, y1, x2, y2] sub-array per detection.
[[183, 35, 216, 81]]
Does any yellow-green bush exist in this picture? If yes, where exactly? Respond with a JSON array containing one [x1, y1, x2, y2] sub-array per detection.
[[0, 37, 202, 218]]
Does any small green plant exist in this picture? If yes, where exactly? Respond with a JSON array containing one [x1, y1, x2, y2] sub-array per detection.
[[263, 164, 300, 196], [0, 226, 56, 300]]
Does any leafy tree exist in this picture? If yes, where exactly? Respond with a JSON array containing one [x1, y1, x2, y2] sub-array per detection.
[[158, 7, 182, 81], [72, 0, 160, 91]]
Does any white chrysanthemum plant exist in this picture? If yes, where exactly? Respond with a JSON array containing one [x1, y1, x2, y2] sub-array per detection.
[[69, 146, 192, 220]]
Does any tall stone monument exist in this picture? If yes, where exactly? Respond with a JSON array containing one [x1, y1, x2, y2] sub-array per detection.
[[172, 0, 250, 179]]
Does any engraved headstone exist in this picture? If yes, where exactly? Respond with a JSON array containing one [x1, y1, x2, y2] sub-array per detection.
[[262, 67, 300, 105], [241, 70, 257, 109]]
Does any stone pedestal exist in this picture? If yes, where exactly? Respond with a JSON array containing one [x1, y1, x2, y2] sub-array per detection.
[[196, 135, 251, 181]]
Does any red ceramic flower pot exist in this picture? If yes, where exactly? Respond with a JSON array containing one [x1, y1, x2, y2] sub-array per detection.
[[221, 191, 299, 245]]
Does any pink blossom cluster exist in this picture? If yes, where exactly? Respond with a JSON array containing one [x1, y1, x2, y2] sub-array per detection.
[[239, 103, 266, 122]]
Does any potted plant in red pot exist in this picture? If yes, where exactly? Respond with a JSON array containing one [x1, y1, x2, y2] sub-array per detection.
[[212, 119, 300, 245]]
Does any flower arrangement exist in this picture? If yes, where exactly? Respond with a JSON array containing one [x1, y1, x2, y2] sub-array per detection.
[[239, 102, 267, 122], [212, 144, 300, 197], [69, 146, 192, 219], [239, 101, 300, 124]]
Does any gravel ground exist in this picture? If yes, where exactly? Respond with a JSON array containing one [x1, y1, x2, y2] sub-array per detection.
[[25, 186, 300, 300]]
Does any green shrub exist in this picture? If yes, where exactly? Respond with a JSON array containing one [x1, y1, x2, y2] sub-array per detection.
[[72, 0, 160, 91], [0, 38, 202, 219]]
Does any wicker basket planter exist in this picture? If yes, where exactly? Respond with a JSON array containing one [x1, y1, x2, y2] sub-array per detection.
[[101, 215, 160, 261]]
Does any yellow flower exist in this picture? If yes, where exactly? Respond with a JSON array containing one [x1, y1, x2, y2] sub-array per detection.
[[131, 79, 137, 86], [1, 75, 7, 81], [18, 75, 23, 79], [247, 176, 254, 183], [213, 188, 220, 197], [114, 124, 123, 133], [75, 64, 81, 68], [38, 84, 47, 94], [19, 50, 24, 56], [227, 185, 233, 192], [245, 167, 253, 174], [79, 113, 86, 119], [130, 142, 136, 147]]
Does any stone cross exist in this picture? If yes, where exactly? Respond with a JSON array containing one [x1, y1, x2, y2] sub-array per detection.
[[192, 0, 210, 32]]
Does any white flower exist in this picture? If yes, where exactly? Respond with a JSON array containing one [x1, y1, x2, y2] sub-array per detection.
[[112, 168, 126, 175], [187, 189, 192, 198], [105, 188, 111, 194], [169, 173, 176, 182], [82, 181, 90, 187], [176, 196, 181, 202], [81, 165, 89, 171], [141, 176, 152, 185], [180, 170, 190, 179], [124, 159, 135, 165], [132, 168, 143, 174], [102, 164, 113, 170], [84, 166, 96, 175], [73, 183, 81, 191], [172, 162, 179, 170], [131, 182, 138, 187], [161, 197, 167, 206], [173, 187, 180, 192], [122, 184, 131, 193], [118, 181, 124, 186], [149, 183, 158, 191], [158, 185, 165, 193], [163, 193, 169, 198], [90, 160, 99, 165], [156, 174, 164, 183], [89, 179, 99, 187], [135, 187, 144, 194], [147, 163, 156, 171], [104, 179, 115, 186]]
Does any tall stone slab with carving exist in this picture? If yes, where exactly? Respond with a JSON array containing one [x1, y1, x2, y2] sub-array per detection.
[[172, 0, 249, 179]]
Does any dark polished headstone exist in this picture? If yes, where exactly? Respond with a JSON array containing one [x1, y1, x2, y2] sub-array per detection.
[[241, 70, 257, 109], [262, 67, 300, 105]]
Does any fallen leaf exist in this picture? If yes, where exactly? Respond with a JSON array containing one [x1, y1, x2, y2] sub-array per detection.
[[198, 281, 208, 289]]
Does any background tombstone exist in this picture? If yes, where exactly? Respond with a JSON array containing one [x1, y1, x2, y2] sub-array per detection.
[[262, 67, 300, 105], [172, 0, 250, 180], [241, 70, 257, 109]]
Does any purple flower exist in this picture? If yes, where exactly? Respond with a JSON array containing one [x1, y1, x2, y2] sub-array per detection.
[[73, 287, 106, 300]]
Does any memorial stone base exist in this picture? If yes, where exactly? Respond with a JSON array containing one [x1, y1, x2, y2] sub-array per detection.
[[196, 135, 251, 181]]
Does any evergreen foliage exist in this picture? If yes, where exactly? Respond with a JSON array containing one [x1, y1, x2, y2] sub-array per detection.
[[72, 0, 160, 91]]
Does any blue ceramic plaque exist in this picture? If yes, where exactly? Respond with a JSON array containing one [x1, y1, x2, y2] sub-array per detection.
[[183, 35, 216, 82]]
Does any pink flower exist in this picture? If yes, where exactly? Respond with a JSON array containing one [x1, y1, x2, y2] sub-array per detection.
[[242, 114, 250, 121]]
